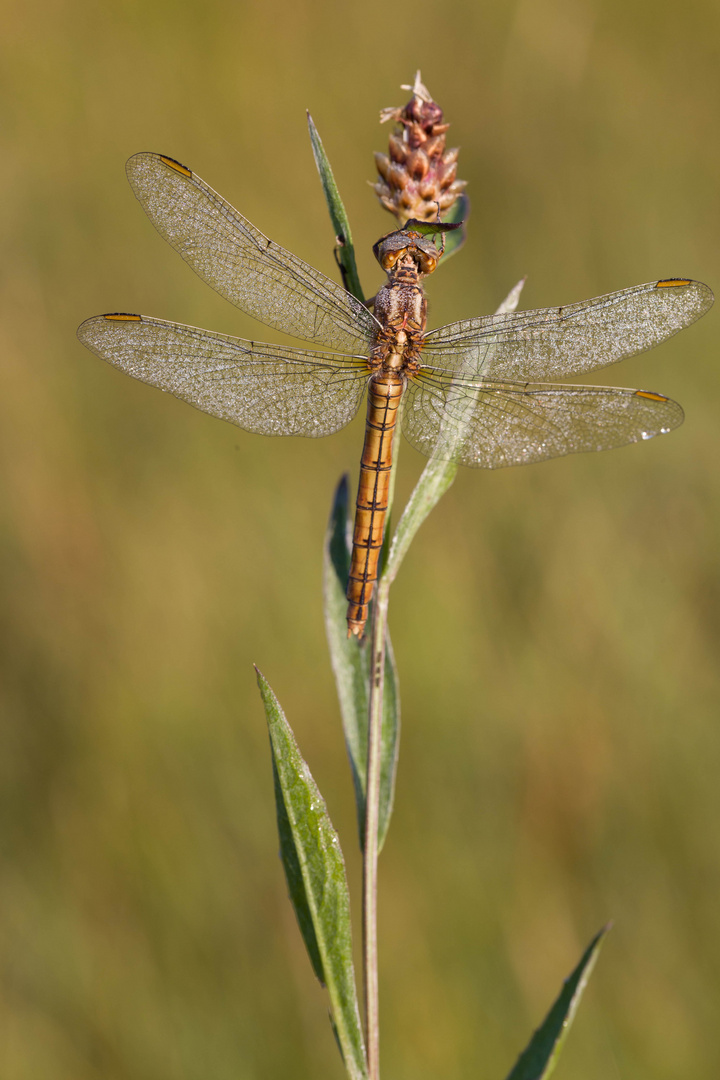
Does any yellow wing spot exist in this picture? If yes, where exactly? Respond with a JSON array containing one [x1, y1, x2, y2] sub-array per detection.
[[656, 278, 692, 288], [104, 313, 142, 321], [159, 155, 192, 177], [635, 390, 668, 402]]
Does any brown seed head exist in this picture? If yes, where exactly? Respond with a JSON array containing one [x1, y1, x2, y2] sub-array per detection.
[[373, 71, 467, 226]]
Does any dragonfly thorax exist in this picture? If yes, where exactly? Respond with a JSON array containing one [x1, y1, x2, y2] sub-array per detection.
[[372, 263, 427, 376]]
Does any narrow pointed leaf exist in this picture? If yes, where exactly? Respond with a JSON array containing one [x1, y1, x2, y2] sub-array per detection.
[[256, 668, 368, 1080], [438, 193, 470, 263], [504, 925, 610, 1080], [307, 112, 365, 302], [405, 219, 463, 239], [323, 475, 400, 852], [385, 278, 525, 588]]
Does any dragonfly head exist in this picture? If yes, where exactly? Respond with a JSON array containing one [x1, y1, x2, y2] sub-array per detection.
[[373, 228, 441, 277], [373, 218, 463, 277]]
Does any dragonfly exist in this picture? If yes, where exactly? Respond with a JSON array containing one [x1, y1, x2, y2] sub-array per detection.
[[78, 153, 713, 637]]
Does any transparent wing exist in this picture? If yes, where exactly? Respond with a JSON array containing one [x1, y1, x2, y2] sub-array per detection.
[[78, 314, 369, 437], [125, 153, 378, 354], [402, 369, 683, 469], [422, 279, 713, 380]]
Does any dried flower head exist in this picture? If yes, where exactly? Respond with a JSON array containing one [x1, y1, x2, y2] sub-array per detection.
[[373, 71, 467, 226]]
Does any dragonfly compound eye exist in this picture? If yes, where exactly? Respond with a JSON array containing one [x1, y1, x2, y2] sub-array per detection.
[[414, 248, 438, 275]]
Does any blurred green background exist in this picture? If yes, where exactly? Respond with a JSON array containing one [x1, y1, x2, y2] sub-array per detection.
[[2, 0, 719, 1077]]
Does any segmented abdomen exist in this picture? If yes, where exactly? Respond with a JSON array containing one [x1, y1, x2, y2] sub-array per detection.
[[346, 374, 404, 637]]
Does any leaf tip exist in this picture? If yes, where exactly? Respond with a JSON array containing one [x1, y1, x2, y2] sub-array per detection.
[[589, 922, 612, 951], [332, 472, 350, 515], [254, 664, 269, 697]]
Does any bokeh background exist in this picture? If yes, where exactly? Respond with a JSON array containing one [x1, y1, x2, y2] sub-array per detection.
[[2, 0, 719, 1077]]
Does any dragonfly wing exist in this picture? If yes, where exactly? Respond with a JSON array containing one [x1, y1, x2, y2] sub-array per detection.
[[402, 371, 683, 468], [423, 279, 713, 380], [125, 153, 378, 355], [78, 314, 369, 437]]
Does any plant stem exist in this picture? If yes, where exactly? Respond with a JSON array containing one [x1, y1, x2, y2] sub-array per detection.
[[362, 579, 390, 1080]]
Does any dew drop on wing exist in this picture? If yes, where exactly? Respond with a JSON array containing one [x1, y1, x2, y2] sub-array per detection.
[[641, 431, 653, 440], [661, 426, 671, 434]]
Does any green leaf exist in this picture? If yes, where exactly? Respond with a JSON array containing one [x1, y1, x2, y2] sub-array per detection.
[[439, 193, 470, 263], [384, 277, 525, 590], [307, 112, 365, 302], [504, 925, 610, 1080], [403, 218, 463, 238], [256, 668, 368, 1080], [323, 475, 400, 853]]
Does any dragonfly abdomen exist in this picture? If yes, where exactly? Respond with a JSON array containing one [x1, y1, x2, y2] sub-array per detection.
[[346, 374, 404, 638]]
